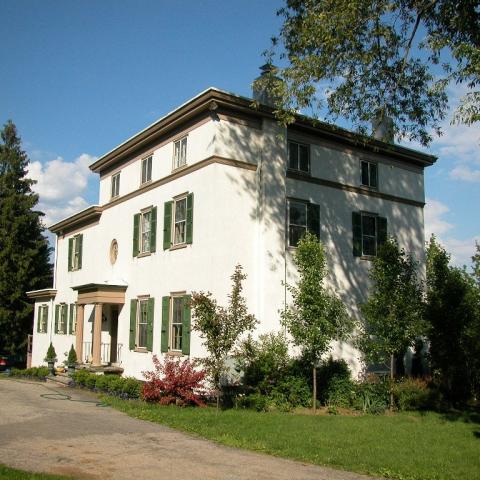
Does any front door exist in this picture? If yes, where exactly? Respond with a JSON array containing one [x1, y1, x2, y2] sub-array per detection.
[[110, 306, 119, 364]]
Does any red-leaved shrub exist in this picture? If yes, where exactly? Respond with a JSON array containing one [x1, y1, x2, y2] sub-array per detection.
[[142, 355, 207, 406]]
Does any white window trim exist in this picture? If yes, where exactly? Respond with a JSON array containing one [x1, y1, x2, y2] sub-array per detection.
[[111, 172, 120, 198], [360, 212, 378, 257], [141, 156, 153, 185], [169, 294, 184, 352], [70, 305, 77, 335], [288, 140, 310, 173], [39, 304, 48, 334], [172, 136, 188, 171], [59, 304, 68, 335], [139, 207, 152, 254], [136, 298, 149, 350], [71, 235, 81, 271], [287, 199, 308, 248], [360, 160, 378, 189], [172, 195, 188, 246]]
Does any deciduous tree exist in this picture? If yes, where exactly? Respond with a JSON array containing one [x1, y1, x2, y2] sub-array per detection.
[[260, 0, 479, 145], [281, 232, 353, 412]]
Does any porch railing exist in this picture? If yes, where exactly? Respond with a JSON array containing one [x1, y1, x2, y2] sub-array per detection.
[[82, 342, 123, 365]]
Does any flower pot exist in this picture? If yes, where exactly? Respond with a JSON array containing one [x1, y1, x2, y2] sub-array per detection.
[[47, 360, 55, 375]]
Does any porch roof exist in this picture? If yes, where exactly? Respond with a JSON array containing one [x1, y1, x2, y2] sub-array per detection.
[[72, 283, 128, 305]]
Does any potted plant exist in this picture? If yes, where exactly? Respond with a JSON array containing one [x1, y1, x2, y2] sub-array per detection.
[[66, 344, 77, 376], [44, 342, 57, 375]]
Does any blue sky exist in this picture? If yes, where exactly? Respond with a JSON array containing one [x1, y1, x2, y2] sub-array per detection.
[[1, 0, 478, 267]]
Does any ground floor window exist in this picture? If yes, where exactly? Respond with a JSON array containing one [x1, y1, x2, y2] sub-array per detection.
[[37, 305, 48, 333], [69, 304, 76, 335], [161, 294, 191, 354], [55, 304, 68, 334], [129, 297, 154, 351]]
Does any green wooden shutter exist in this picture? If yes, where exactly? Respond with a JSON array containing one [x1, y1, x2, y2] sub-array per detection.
[[129, 299, 137, 350], [186, 193, 194, 244], [68, 238, 73, 271], [68, 304, 74, 334], [37, 307, 41, 333], [54, 305, 59, 334], [146, 297, 155, 352], [150, 207, 157, 253], [352, 212, 362, 257], [161, 296, 170, 352], [163, 201, 173, 250], [377, 217, 388, 247], [132, 213, 140, 257], [182, 295, 191, 355], [77, 234, 83, 269], [307, 203, 320, 239]]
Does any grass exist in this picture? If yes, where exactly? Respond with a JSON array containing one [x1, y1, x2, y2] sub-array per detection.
[[104, 397, 480, 480], [0, 465, 69, 480]]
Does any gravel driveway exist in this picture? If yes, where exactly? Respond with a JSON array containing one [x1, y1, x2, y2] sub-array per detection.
[[0, 378, 378, 480]]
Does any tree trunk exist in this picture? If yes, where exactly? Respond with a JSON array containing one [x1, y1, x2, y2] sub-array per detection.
[[390, 354, 394, 410], [312, 365, 317, 414]]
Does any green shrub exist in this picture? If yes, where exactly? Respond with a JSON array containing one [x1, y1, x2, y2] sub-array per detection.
[[106, 376, 125, 394], [121, 377, 142, 398], [85, 373, 98, 389], [9, 366, 49, 379], [71, 369, 90, 386], [237, 392, 270, 411], [271, 375, 311, 408], [317, 357, 352, 404], [393, 377, 433, 411], [353, 377, 389, 414], [326, 376, 356, 408]]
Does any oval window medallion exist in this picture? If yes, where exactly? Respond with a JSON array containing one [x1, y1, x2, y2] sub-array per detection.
[[110, 239, 118, 264]]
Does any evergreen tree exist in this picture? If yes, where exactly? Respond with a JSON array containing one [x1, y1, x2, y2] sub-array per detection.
[[0, 120, 52, 356]]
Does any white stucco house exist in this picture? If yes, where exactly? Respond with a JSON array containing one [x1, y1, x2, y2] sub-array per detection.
[[27, 74, 436, 379]]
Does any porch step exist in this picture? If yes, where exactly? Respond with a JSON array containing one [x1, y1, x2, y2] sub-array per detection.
[[45, 373, 73, 387]]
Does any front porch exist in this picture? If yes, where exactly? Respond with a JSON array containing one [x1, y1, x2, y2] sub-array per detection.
[[73, 283, 127, 370]]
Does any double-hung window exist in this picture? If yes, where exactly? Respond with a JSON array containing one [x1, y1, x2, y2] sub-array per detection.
[[173, 137, 187, 170], [163, 193, 194, 249], [37, 305, 48, 334], [352, 212, 387, 257], [68, 234, 83, 271], [161, 295, 191, 354], [129, 297, 154, 351], [111, 172, 120, 198], [288, 141, 310, 173], [287, 199, 320, 247], [132, 207, 157, 256], [361, 160, 378, 188], [141, 156, 152, 184], [69, 304, 76, 335], [55, 304, 68, 334]]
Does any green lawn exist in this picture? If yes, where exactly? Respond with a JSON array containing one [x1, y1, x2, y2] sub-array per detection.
[[104, 397, 480, 480], [0, 465, 69, 480]]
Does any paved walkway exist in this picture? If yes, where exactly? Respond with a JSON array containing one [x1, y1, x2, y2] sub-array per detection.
[[0, 378, 378, 480]]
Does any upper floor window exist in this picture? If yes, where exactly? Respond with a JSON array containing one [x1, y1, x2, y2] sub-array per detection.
[[133, 207, 157, 257], [361, 160, 378, 188], [37, 305, 48, 334], [288, 141, 310, 173], [129, 297, 154, 351], [141, 156, 152, 184], [55, 304, 68, 334], [111, 172, 120, 198], [352, 212, 387, 257], [163, 193, 194, 249], [68, 234, 83, 271], [173, 137, 187, 170], [287, 199, 320, 247], [160, 294, 191, 354]]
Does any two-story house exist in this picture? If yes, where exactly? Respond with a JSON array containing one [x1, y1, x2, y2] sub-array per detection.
[[27, 78, 435, 379]]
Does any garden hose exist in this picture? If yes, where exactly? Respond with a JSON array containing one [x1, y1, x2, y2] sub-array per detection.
[[5, 377, 108, 407]]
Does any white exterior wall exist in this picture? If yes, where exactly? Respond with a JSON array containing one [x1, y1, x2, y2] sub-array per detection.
[[31, 113, 428, 380]]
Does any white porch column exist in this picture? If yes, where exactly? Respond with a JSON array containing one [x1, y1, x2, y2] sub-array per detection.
[[75, 304, 85, 363], [92, 303, 103, 366]]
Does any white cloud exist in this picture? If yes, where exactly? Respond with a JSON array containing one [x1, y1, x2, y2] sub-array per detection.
[[425, 197, 479, 268], [27, 153, 97, 227], [424, 198, 453, 237], [450, 165, 480, 182]]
